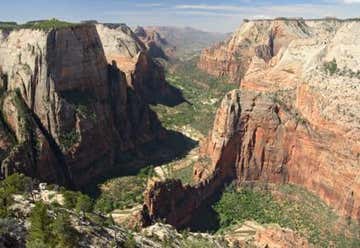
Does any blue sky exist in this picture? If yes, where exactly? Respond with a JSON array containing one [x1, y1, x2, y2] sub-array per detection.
[[1, 0, 360, 32]]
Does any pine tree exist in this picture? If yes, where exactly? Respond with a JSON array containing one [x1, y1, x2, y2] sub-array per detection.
[[26, 202, 54, 248], [0, 173, 31, 217], [52, 212, 79, 248]]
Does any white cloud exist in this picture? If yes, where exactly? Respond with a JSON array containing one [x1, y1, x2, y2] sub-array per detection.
[[135, 3, 163, 7], [173, 3, 360, 19], [343, 0, 360, 3], [175, 4, 245, 11]]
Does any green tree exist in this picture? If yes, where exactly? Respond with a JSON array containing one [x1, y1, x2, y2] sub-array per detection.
[[62, 191, 79, 209], [1, 173, 31, 192], [94, 195, 113, 213], [0, 186, 12, 218], [0, 173, 31, 217], [26, 202, 55, 248], [324, 58, 338, 75], [75, 194, 93, 215], [52, 212, 79, 248], [123, 234, 136, 248]]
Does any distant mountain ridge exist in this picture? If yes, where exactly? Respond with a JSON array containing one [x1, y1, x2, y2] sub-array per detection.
[[135, 26, 228, 59]]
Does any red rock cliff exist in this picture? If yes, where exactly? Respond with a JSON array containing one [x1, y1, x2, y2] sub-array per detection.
[[198, 19, 311, 83], [0, 24, 165, 187], [144, 18, 360, 226]]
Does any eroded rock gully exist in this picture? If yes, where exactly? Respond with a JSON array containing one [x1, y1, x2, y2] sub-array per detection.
[[143, 18, 360, 228], [0, 23, 182, 187]]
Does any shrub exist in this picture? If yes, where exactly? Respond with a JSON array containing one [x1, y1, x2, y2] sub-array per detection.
[[0, 173, 32, 217], [123, 234, 137, 248], [62, 191, 80, 209], [75, 194, 93, 214], [59, 130, 80, 150], [324, 58, 338, 75], [62, 190, 93, 214]]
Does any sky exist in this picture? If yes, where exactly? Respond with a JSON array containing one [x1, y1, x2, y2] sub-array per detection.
[[1, 0, 360, 32]]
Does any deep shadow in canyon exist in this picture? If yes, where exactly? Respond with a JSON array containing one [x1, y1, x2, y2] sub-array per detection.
[[81, 62, 196, 197], [83, 129, 197, 197]]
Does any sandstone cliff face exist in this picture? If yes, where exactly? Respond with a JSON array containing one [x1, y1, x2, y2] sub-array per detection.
[[97, 24, 182, 106], [199, 19, 360, 222], [144, 19, 360, 226], [0, 24, 165, 186], [197, 19, 326, 83], [134, 26, 172, 60], [196, 90, 360, 220]]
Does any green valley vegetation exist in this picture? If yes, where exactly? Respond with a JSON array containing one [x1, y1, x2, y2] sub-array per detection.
[[152, 58, 237, 136], [95, 167, 154, 213], [167, 163, 194, 185], [213, 183, 360, 247]]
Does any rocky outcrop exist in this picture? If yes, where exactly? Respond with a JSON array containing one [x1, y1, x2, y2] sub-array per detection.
[[0, 219, 26, 248], [225, 221, 311, 248], [0, 24, 166, 187], [143, 179, 213, 228], [134, 26, 172, 60], [97, 24, 183, 106]]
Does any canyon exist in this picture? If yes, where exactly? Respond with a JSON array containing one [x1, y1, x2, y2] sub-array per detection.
[[1, 17, 360, 248], [144, 18, 360, 229]]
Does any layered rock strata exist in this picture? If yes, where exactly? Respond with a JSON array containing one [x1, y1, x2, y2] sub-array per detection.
[[97, 24, 183, 106], [144, 18, 360, 227], [197, 18, 358, 84], [134, 26, 172, 60], [0, 24, 168, 186]]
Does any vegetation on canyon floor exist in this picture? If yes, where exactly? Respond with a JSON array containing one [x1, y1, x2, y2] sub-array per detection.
[[94, 167, 153, 213], [94, 160, 195, 214], [213, 183, 360, 247], [152, 58, 237, 136]]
